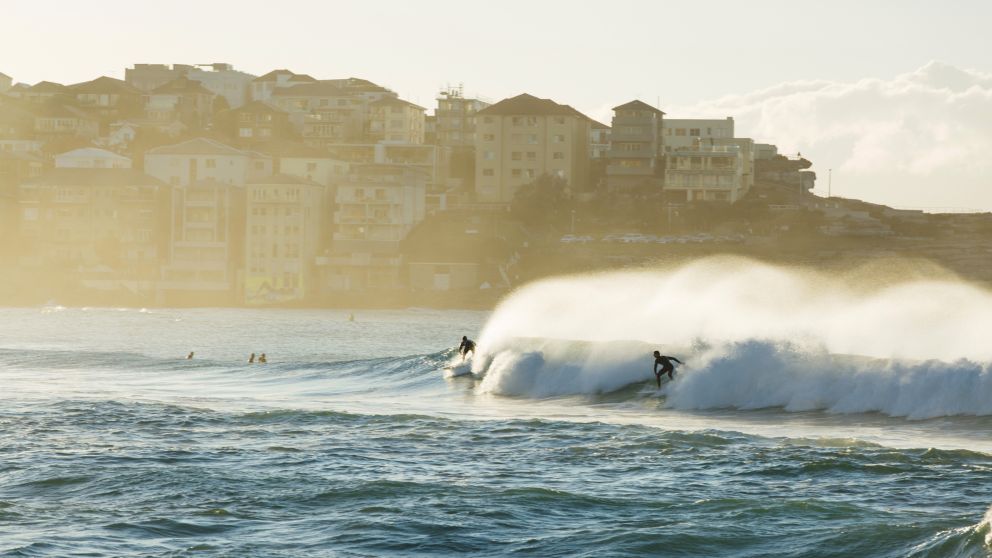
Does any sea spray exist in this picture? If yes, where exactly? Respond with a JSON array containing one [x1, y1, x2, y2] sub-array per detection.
[[473, 257, 992, 415]]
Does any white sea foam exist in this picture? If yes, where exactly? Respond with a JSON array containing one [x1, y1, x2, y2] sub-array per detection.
[[474, 257, 992, 417]]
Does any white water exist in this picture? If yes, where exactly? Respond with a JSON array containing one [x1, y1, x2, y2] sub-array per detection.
[[474, 257, 992, 418]]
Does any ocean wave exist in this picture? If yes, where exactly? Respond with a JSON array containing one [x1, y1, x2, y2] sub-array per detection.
[[475, 337, 992, 419]]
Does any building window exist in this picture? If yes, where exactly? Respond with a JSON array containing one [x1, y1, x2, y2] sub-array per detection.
[[553, 117, 565, 125], [525, 117, 538, 126], [675, 129, 686, 136], [482, 168, 494, 176], [526, 151, 536, 160], [205, 159, 216, 168], [483, 150, 495, 160], [239, 128, 253, 137], [512, 117, 523, 126], [552, 134, 564, 143], [552, 152, 564, 160], [511, 151, 522, 161], [482, 133, 495, 141], [527, 134, 538, 144], [689, 128, 701, 136], [511, 169, 521, 178]]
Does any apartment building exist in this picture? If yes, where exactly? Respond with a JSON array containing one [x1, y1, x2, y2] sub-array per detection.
[[145, 137, 272, 186], [33, 104, 99, 140], [145, 138, 273, 303], [664, 143, 747, 203], [144, 76, 215, 130], [126, 63, 255, 108], [55, 148, 132, 169], [321, 165, 427, 292], [245, 174, 325, 304], [369, 97, 426, 144], [589, 120, 611, 159], [17, 168, 166, 280], [68, 77, 144, 126], [662, 117, 735, 152], [606, 100, 665, 191], [277, 146, 349, 186], [225, 100, 294, 149], [435, 87, 489, 148], [326, 142, 442, 189], [474, 93, 591, 204], [250, 70, 316, 103]]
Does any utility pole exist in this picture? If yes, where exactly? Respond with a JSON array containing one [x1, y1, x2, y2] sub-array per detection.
[[828, 168, 832, 198]]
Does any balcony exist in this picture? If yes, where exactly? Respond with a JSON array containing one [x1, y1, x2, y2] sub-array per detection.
[[609, 130, 655, 142]]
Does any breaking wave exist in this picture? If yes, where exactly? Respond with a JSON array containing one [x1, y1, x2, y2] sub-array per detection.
[[473, 258, 992, 418]]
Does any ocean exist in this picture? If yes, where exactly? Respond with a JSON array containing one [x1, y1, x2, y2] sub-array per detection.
[[3, 263, 992, 557]]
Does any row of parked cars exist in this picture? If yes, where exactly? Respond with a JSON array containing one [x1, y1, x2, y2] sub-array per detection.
[[559, 233, 746, 244]]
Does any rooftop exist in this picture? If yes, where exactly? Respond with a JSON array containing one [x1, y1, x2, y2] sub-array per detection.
[[69, 76, 142, 96], [613, 99, 665, 115], [478, 93, 590, 119], [147, 137, 248, 156], [151, 76, 213, 95]]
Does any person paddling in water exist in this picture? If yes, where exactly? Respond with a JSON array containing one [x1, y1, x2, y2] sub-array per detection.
[[458, 336, 476, 363], [653, 351, 683, 388]]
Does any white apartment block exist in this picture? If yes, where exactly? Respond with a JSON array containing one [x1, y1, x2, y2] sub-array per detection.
[[662, 117, 735, 153], [474, 93, 591, 204], [144, 137, 272, 187], [664, 144, 747, 203], [245, 174, 325, 304]]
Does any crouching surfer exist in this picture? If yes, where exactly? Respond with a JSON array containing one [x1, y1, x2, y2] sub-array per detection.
[[653, 351, 683, 388], [458, 336, 476, 363]]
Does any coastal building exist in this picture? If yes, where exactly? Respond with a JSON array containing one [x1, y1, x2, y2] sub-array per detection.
[[320, 164, 427, 293], [144, 137, 273, 187], [606, 100, 665, 191], [755, 143, 779, 160], [277, 146, 350, 187], [55, 147, 132, 169], [183, 63, 254, 108], [435, 87, 489, 148], [33, 104, 100, 140], [369, 97, 426, 144], [16, 168, 166, 287], [0, 72, 11, 94], [589, 120, 611, 159], [474, 93, 591, 204], [250, 70, 316, 103], [67, 76, 144, 125], [664, 143, 747, 203], [703, 137, 756, 194], [224, 100, 294, 149], [145, 138, 273, 303], [324, 142, 447, 193], [127, 63, 255, 108], [144, 76, 215, 130], [156, 177, 246, 304], [661, 117, 735, 153], [18, 81, 68, 104], [244, 174, 326, 304]]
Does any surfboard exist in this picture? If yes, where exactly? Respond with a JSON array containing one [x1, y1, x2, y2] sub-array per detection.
[[444, 362, 473, 378]]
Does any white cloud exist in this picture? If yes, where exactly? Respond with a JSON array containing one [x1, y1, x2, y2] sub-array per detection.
[[667, 62, 992, 211]]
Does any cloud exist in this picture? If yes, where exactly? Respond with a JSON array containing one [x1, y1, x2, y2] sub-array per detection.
[[668, 62, 992, 211]]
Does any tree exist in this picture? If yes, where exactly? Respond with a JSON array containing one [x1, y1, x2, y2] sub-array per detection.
[[510, 173, 570, 229]]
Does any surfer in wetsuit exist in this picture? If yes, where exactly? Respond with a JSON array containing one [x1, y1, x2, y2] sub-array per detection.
[[653, 351, 683, 388], [459, 336, 476, 363]]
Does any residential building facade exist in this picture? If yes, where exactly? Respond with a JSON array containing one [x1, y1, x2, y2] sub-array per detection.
[[244, 174, 325, 304], [606, 100, 665, 191], [474, 93, 591, 204]]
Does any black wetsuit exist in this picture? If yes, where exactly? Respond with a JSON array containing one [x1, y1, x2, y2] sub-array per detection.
[[459, 339, 476, 359], [654, 355, 682, 386]]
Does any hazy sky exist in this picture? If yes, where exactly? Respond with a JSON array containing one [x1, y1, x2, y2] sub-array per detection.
[[2, 0, 990, 209]]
